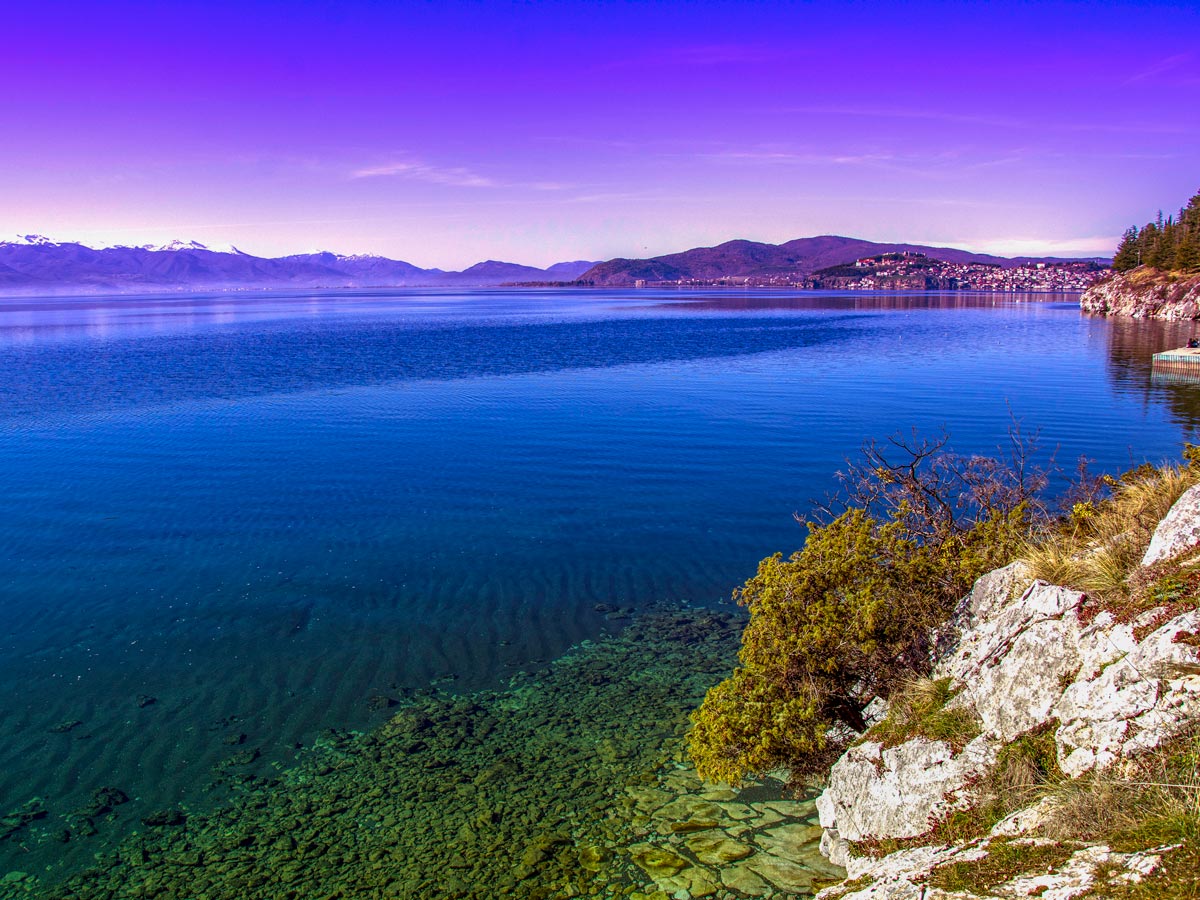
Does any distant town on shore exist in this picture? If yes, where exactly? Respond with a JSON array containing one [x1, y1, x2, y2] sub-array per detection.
[[611, 252, 1103, 292]]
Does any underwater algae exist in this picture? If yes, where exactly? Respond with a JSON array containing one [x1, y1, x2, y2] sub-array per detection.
[[23, 606, 837, 899]]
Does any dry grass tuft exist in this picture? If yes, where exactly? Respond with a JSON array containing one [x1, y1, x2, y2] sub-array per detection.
[[1023, 463, 1198, 611], [1036, 730, 1200, 899], [920, 731, 1200, 897], [1040, 729, 1200, 849]]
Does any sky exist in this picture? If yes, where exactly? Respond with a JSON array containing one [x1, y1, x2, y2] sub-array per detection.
[[2, 0, 1198, 268]]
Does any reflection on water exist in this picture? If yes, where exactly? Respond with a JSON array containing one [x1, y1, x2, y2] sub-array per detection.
[[650, 289, 1064, 313], [1097, 314, 1200, 434]]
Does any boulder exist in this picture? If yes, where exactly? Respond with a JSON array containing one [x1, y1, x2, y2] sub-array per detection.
[[938, 579, 1084, 693], [1142, 483, 1200, 566], [816, 736, 997, 844]]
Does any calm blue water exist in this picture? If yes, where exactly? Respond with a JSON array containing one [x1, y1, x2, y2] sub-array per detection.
[[0, 287, 1197, 872]]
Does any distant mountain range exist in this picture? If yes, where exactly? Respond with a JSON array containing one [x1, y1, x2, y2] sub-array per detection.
[[576, 236, 1110, 286], [0, 233, 1109, 295], [0, 236, 599, 294]]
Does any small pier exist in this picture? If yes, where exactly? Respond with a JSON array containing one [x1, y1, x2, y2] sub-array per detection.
[[1152, 347, 1200, 383]]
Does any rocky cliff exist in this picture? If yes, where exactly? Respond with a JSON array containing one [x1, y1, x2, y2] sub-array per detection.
[[1081, 267, 1200, 319], [812, 484, 1200, 899]]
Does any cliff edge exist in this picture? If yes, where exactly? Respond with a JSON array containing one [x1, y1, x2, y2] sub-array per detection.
[[1081, 267, 1200, 319]]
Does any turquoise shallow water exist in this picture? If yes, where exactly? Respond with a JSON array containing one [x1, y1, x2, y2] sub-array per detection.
[[0, 287, 1198, 878]]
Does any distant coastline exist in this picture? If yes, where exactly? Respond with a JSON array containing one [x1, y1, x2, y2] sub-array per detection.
[[0, 233, 1108, 297], [508, 251, 1102, 292]]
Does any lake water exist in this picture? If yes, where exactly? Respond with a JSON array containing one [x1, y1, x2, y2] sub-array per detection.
[[1, 287, 1198, 887]]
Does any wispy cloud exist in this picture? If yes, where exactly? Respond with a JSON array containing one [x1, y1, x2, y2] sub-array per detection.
[[1124, 53, 1194, 85], [350, 159, 571, 192], [566, 190, 691, 204], [351, 160, 497, 187], [704, 150, 896, 166], [698, 146, 1030, 180], [966, 235, 1120, 257]]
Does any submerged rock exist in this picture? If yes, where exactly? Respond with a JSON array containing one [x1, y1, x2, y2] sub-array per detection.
[[0, 801, 46, 843], [47, 607, 754, 900], [683, 830, 753, 865], [140, 809, 187, 828], [73, 788, 128, 820]]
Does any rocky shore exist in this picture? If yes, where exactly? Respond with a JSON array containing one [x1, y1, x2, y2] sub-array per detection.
[[1081, 267, 1200, 319], [811, 481, 1200, 899]]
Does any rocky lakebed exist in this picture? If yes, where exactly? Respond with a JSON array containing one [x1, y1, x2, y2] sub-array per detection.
[[1, 605, 842, 900]]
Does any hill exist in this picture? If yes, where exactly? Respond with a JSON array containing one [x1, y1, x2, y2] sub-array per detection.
[[0, 231, 1109, 295], [578, 235, 1107, 286]]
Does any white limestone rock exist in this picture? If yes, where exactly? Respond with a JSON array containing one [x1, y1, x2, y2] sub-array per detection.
[[937, 562, 1031, 662], [1055, 609, 1200, 776], [938, 579, 1084, 689], [1142, 483, 1200, 566], [1072, 611, 1137, 681], [835, 844, 970, 892], [819, 826, 849, 869], [814, 487, 1200, 895], [934, 577, 1088, 741], [970, 614, 1081, 741], [817, 736, 997, 844], [816, 840, 1174, 900], [988, 795, 1062, 838]]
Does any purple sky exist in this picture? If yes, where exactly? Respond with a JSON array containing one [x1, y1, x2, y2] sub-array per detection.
[[3, 0, 1198, 267]]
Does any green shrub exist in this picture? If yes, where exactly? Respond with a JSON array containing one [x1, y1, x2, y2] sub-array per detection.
[[688, 431, 1045, 784]]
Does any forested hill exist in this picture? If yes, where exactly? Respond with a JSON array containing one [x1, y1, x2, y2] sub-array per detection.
[[576, 235, 1106, 286], [1112, 189, 1200, 273]]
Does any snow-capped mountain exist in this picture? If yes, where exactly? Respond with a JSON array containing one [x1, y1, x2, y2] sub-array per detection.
[[0, 237, 599, 294], [149, 239, 248, 254], [1, 235, 251, 254], [3, 234, 61, 247]]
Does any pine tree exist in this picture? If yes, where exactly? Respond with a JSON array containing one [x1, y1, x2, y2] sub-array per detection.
[[1151, 216, 1178, 270], [1178, 236, 1198, 273], [1182, 192, 1200, 272], [1138, 222, 1158, 268], [1185, 191, 1200, 227], [1113, 226, 1141, 271], [1113, 192, 1200, 273]]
